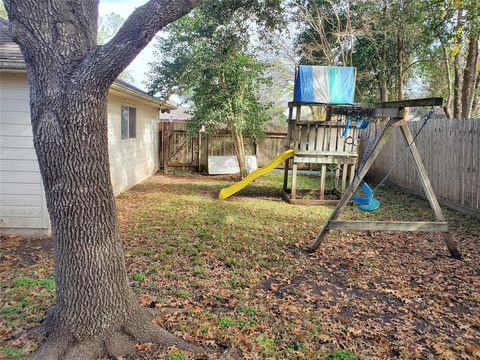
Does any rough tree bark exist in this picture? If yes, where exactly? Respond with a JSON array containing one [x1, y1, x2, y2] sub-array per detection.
[[396, 10, 404, 101], [441, 44, 454, 119], [378, 3, 389, 103], [472, 75, 480, 117], [4, 0, 202, 359], [453, 10, 464, 119], [378, 69, 389, 102], [460, 33, 479, 119]]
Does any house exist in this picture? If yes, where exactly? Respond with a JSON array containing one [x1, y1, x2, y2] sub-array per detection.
[[0, 18, 175, 236], [159, 105, 192, 122]]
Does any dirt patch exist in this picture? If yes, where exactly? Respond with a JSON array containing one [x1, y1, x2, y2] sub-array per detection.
[[0, 236, 53, 268]]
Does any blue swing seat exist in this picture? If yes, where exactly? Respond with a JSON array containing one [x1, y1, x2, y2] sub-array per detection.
[[352, 182, 380, 212], [356, 118, 369, 129]]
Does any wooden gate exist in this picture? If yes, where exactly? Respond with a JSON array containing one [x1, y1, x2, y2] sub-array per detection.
[[159, 121, 289, 172], [159, 121, 199, 170]]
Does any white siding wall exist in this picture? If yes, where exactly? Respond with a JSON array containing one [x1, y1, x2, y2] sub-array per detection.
[[0, 73, 160, 235], [107, 92, 159, 195], [0, 72, 50, 233]]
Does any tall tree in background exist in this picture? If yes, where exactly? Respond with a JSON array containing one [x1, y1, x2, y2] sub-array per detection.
[[294, 0, 356, 67], [422, 0, 479, 119], [294, 0, 479, 113], [294, 0, 399, 103], [3, 1, 202, 359], [148, 1, 282, 177]]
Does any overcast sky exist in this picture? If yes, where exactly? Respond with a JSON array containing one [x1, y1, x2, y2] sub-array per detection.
[[99, 0, 154, 90]]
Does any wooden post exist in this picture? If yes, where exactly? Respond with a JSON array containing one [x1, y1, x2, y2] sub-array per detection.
[[307, 118, 398, 252], [341, 163, 348, 192], [286, 105, 301, 194], [162, 122, 169, 173], [399, 125, 461, 259], [320, 164, 327, 200], [283, 106, 296, 191], [348, 164, 356, 189], [291, 163, 298, 199]]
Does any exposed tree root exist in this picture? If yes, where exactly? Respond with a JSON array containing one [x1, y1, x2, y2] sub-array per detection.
[[27, 306, 204, 360]]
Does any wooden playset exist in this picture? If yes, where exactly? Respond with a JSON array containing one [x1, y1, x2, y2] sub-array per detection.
[[220, 65, 461, 259]]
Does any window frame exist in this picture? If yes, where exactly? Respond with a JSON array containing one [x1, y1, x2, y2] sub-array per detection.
[[121, 104, 137, 140]]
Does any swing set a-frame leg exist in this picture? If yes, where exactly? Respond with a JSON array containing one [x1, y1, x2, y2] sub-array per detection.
[[307, 118, 397, 252], [307, 119, 462, 260], [399, 125, 461, 259]]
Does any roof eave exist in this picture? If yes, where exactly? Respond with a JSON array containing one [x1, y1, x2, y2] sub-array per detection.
[[109, 82, 176, 110], [0, 65, 176, 110]]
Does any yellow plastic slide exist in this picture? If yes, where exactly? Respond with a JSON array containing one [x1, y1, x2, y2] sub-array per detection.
[[218, 149, 295, 200]]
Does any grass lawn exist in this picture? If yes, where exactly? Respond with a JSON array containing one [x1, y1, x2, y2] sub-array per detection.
[[1, 172, 479, 359]]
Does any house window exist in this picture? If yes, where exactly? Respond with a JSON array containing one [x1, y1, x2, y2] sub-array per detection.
[[121, 105, 136, 139]]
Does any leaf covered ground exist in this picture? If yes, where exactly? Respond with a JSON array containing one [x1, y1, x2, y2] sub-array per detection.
[[1, 172, 479, 359]]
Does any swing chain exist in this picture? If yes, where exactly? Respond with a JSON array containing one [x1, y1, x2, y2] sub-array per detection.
[[372, 107, 434, 191]]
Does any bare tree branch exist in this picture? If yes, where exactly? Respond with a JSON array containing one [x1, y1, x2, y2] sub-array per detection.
[[81, 0, 203, 86]]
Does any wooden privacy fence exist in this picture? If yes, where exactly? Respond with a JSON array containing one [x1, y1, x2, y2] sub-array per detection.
[[159, 121, 287, 172], [366, 118, 479, 218]]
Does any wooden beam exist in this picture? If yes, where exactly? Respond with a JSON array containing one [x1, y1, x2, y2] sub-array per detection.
[[295, 150, 358, 157], [331, 106, 400, 118], [293, 156, 357, 165], [295, 121, 355, 127], [282, 190, 341, 205], [376, 97, 443, 108], [327, 221, 449, 232], [399, 125, 461, 259], [288, 98, 442, 110]]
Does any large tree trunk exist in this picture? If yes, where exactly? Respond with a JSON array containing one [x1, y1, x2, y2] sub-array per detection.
[[453, 52, 463, 118], [30, 87, 192, 360], [5, 0, 202, 358], [472, 75, 480, 117], [232, 128, 248, 178], [441, 44, 454, 119], [453, 10, 464, 119], [461, 33, 479, 119], [378, 69, 389, 102], [396, 16, 404, 101], [378, 3, 389, 103]]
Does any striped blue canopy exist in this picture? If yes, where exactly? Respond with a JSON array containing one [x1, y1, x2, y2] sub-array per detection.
[[294, 65, 356, 105]]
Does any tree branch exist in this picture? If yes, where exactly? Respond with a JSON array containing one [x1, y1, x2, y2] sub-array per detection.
[[81, 0, 203, 87]]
